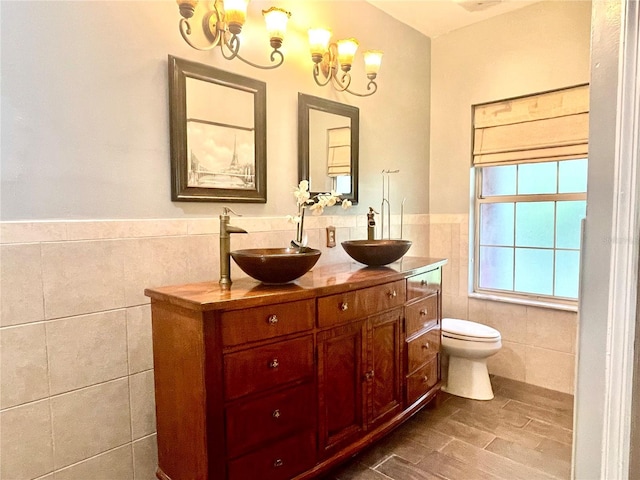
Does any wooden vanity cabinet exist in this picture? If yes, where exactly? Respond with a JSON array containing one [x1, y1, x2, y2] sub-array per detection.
[[145, 258, 445, 480], [404, 267, 442, 406]]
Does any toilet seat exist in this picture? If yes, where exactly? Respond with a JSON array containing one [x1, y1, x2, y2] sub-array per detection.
[[442, 318, 501, 343]]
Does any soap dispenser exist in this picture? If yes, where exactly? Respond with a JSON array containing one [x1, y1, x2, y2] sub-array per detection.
[[367, 207, 378, 240]]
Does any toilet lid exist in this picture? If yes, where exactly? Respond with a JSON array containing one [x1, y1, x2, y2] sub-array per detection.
[[442, 318, 501, 341]]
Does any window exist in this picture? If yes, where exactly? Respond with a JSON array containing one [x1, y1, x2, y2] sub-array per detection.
[[472, 85, 589, 304], [476, 160, 587, 300]]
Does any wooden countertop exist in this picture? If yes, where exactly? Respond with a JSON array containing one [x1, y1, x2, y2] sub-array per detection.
[[144, 256, 447, 312]]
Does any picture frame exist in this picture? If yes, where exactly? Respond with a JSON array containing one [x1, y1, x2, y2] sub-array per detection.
[[168, 55, 267, 202]]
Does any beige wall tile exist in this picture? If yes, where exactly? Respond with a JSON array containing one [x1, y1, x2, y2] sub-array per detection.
[[41, 240, 125, 319], [1, 323, 49, 409], [468, 298, 489, 323], [487, 340, 526, 382], [1, 243, 45, 327], [185, 234, 218, 284], [429, 223, 453, 258], [122, 237, 191, 306], [130, 370, 156, 440], [525, 346, 576, 394], [442, 260, 460, 296], [65, 221, 129, 241], [187, 218, 219, 235], [0, 399, 54, 479], [127, 305, 153, 375], [483, 301, 528, 344], [133, 434, 158, 480], [51, 378, 131, 469], [54, 444, 133, 480], [526, 307, 578, 354], [0, 222, 67, 244], [442, 294, 469, 320], [46, 310, 128, 395]]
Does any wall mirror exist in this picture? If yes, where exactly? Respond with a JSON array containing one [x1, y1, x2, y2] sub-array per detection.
[[298, 93, 359, 204], [169, 55, 267, 202]]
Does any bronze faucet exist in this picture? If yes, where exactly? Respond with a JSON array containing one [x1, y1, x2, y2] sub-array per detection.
[[219, 207, 247, 288]]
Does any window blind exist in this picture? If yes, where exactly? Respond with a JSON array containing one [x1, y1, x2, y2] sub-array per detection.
[[327, 127, 351, 177], [473, 84, 589, 166]]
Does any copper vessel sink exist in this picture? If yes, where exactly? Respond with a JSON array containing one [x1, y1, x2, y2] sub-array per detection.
[[230, 247, 321, 284], [341, 239, 412, 266]]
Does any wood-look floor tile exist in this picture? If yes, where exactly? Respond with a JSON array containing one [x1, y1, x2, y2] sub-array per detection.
[[535, 437, 573, 464], [374, 455, 444, 480], [423, 416, 496, 448], [495, 384, 574, 413], [355, 428, 447, 467], [485, 437, 571, 479], [523, 419, 573, 446], [440, 439, 557, 480], [503, 399, 574, 430], [446, 397, 530, 428], [492, 377, 574, 406], [444, 393, 511, 409], [329, 459, 395, 480], [415, 451, 497, 480]]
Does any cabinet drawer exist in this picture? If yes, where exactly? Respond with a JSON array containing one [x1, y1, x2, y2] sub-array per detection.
[[406, 268, 441, 301], [228, 429, 316, 480], [406, 356, 438, 406], [225, 383, 316, 458], [221, 299, 315, 346], [318, 280, 405, 328], [406, 328, 440, 375], [224, 336, 313, 400], [405, 294, 439, 338]]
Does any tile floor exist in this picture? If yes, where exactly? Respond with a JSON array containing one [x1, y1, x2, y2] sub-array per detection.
[[325, 376, 574, 480]]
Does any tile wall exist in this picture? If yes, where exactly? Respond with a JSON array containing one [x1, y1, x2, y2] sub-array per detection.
[[0, 214, 429, 480], [429, 214, 578, 395]]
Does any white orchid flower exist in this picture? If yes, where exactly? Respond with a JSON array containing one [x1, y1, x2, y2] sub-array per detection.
[[310, 202, 325, 215], [341, 199, 352, 210]]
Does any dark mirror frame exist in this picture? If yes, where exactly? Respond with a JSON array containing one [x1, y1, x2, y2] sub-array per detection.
[[169, 55, 267, 202], [298, 93, 359, 205]]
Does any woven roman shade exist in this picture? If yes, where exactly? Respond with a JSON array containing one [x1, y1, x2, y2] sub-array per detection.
[[327, 127, 351, 177], [473, 84, 589, 166]]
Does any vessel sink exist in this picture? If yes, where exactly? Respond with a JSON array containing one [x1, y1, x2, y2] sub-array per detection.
[[230, 247, 321, 284], [341, 239, 412, 266]]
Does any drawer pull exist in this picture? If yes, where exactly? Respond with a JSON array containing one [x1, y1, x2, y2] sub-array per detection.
[[422, 342, 431, 350], [363, 370, 374, 381], [273, 459, 284, 468], [422, 375, 429, 383], [267, 314, 279, 325], [388, 290, 397, 298], [420, 308, 428, 316], [339, 302, 349, 311], [420, 279, 427, 286], [272, 409, 281, 419], [268, 358, 279, 369]]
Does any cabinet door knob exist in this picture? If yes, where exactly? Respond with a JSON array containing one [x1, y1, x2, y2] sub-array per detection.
[[388, 290, 397, 298], [339, 302, 349, 311], [269, 358, 279, 369], [272, 409, 281, 419], [364, 370, 374, 381], [273, 459, 284, 468], [422, 342, 430, 350], [419, 309, 428, 316], [267, 314, 278, 325], [422, 375, 429, 383]]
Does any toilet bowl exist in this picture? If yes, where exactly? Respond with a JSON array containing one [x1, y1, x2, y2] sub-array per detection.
[[441, 318, 502, 400]]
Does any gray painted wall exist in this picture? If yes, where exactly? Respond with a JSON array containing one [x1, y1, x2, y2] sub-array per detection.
[[0, 1, 430, 221]]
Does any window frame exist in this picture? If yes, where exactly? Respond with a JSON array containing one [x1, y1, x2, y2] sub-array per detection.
[[472, 161, 586, 309]]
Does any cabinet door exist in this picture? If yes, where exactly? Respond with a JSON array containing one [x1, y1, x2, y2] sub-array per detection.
[[317, 321, 366, 456], [368, 309, 402, 427]]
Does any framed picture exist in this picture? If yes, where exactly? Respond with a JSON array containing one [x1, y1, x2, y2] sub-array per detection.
[[168, 55, 267, 202]]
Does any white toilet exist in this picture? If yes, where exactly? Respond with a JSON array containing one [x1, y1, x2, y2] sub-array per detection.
[[441, 318, 502, 400]]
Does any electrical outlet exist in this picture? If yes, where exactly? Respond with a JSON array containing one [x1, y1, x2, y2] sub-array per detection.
[[326, 226, 336, 248]]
